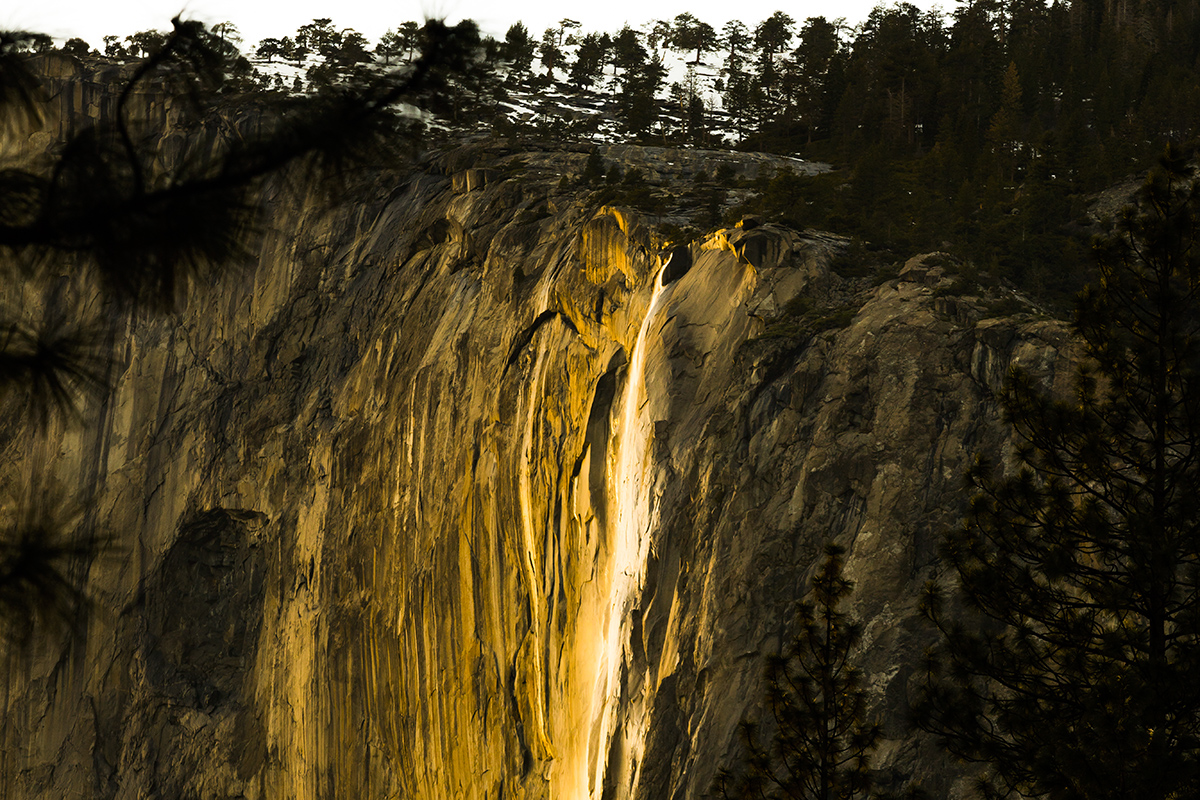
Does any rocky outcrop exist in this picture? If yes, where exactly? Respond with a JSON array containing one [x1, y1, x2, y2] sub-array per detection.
[[0, 141, 1071, 800], [8, 54, 172, 159]]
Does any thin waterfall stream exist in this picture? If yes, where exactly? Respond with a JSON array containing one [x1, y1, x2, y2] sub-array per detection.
[[589, 267, 669, 800]]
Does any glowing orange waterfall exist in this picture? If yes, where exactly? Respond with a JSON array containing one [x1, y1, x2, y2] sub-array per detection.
[[589, 268, 668, 800]]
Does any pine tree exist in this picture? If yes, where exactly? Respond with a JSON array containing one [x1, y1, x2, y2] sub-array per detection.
[[568, 33, 606, 90], [754, 11, 796, 64], [917, 146, 1200, 800], [791, 16, 845, 145], [62, 38, 93, 58], [398, 22, 422, 63], [716, 543, 880, 800], [614, 58, 664, 139], [255, 37, 286, 63], [0, 17, 474, 648], [721, 19, 750, 73], [671, 13, 717, 65], [295, 18, 337, 55], [502, 23, 536, 85], [986, 61, 1024, 182], [538, 28, 564, 81], [721, 20, 753, 141], [612, 26, 647, 81]]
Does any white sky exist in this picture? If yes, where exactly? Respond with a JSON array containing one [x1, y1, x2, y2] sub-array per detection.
[[8, 0, 951, 51]]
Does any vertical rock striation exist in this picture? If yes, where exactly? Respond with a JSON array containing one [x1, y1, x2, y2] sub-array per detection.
[[0, 141, 1072, 799]]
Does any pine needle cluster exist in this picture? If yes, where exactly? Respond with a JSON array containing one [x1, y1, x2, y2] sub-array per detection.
[[0, 17, 474, 651]]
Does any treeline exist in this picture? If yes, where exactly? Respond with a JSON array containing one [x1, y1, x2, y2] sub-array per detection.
[[35, 20, 381, 94], [26, 1, 1200, 307], [717, 0, 1200, 306]]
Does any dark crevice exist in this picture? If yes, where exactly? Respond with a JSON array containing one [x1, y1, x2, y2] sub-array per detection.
[[506, 658, 533, 778], [572, 351, 627, 530], [661, 244, 693, 285], [501, 309, 581, 381]]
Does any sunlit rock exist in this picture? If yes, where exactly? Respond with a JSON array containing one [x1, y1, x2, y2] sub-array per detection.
[[0, 138, 1071, 800]]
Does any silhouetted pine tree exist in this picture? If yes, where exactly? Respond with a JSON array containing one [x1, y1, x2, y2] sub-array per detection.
[[918, 145, 1200, 800], [0, 17, 473, 649], [716, 543, 880, 800]]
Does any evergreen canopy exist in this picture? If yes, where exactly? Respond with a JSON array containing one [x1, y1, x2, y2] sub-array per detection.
[[918, 146, 1200, 800]]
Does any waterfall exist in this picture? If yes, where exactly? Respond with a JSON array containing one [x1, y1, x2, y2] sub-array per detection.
[[589, 268, 668, 800]]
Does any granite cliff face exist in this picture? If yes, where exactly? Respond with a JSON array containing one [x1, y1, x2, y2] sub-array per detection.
[[0, 137, 1072, 799]]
